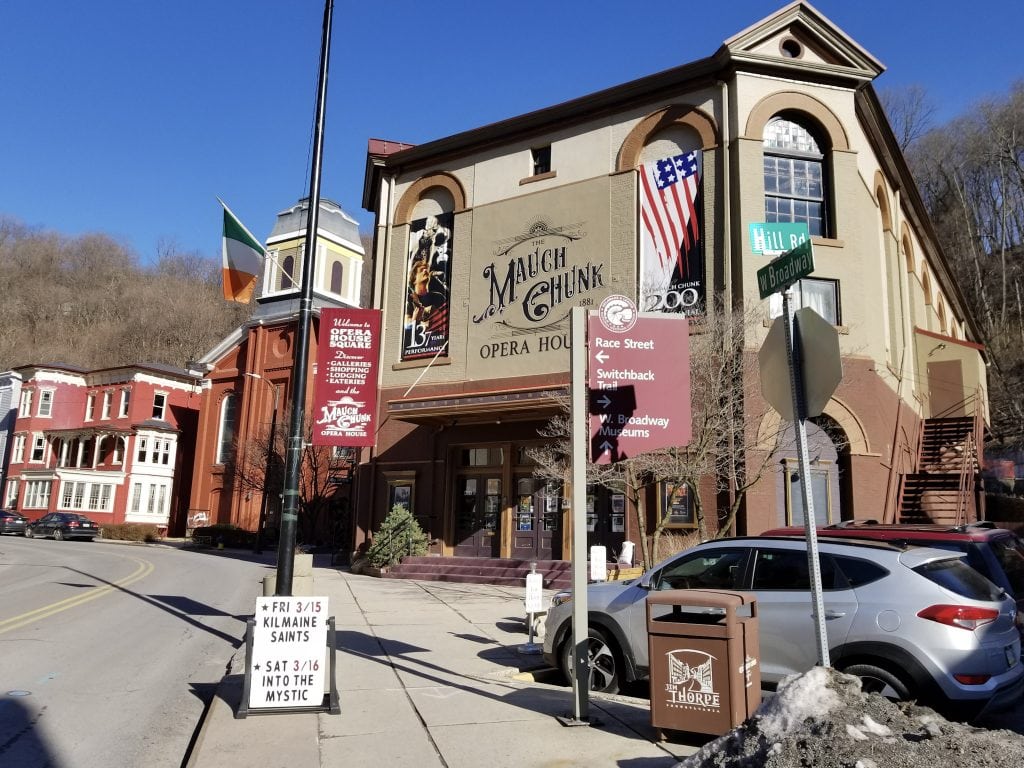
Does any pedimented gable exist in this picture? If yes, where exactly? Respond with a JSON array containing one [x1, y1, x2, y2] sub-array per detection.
[[723, 1, 884, 83]]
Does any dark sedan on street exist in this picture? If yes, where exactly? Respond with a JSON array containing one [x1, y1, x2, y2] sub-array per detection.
[[26, 512, 100, 541], [0, 510, 27, 535]]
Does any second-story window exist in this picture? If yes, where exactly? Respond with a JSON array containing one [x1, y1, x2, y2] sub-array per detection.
[[31, 434, 46, 463], [102, 391, 112, 419], [152, 393, 167, 420], [532, 145, 551, 176], [38, 390, 54, 417], [769, 277, 841, 326], [12, 435, 25, 464], [216, 394, 238, 464], [120, 389, 131, 418], [86, 393, 95, 421], [19, 390, 32, 417], [763, 115, 829, 237], [137, 437, 149, 464], [154, 438, 170, 465]]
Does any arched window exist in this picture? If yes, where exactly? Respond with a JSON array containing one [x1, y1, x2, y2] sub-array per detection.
[[763, 115, 828, 236], [330, 262, 343, 294], [281, 255, 295, 290], [216, 393, 238, 465]]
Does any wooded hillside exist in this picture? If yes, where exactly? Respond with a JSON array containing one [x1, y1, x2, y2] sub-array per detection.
[[0, 217, 253, 371], [900, 81, 1024, 446]]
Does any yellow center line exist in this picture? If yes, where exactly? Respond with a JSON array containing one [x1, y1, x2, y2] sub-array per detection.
[[0, 557, 155, 635]]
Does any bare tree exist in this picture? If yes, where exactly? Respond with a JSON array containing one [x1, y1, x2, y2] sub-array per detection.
[[226, 416, 351, 547], [528, 299, 785, 568], [0, 220, 253, 371], [880, 84, 937, 152], [907, 81, 1024, 445]]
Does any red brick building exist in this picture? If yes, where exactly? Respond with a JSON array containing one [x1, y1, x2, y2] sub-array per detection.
[[3, 363, 201, 534], [186, 198, 366, 545]]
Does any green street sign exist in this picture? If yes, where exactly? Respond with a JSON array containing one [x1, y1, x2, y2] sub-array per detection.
[[749, 222, 810, 255], [757, 239, 814, 299]]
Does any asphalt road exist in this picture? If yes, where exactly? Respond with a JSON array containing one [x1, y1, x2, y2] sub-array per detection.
[[0, 536, 274, 768]]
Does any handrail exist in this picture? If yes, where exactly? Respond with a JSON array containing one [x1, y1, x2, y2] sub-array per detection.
[[952, 387, 984, 525]]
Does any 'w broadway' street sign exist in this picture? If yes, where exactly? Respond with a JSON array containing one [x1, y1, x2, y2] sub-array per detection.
[[757, 240, 814, 299]]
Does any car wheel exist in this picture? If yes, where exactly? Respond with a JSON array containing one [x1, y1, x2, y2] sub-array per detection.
[[54, 528, 65, 541], [840, 663, 911, 701], [25, 527, 34, 539], [560, 627, 622, 694]]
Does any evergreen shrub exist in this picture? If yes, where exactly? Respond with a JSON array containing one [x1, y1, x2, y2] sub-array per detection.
[[366, 505, 429, 568]]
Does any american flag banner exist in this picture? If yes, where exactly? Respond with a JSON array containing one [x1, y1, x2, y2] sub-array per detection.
[[639, 151, 704, 315]]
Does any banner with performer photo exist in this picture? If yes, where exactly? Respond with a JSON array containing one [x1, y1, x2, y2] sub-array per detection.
[[402, 212, 453, 360], [639, 150, 705, 316]]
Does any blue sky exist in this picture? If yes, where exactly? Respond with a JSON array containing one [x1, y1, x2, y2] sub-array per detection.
[[2, 1, 1021, 263]]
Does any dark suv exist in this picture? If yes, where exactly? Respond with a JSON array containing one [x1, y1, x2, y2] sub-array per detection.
[[761, 521, 1024, 616]]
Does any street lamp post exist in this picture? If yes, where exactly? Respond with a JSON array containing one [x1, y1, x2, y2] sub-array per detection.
[[245, 373, 280, 555]]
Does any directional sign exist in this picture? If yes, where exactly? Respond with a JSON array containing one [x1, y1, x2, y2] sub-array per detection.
[[749, 222, 810, 255], [587, 299, 691, 463], [757, 239, 814, 299]]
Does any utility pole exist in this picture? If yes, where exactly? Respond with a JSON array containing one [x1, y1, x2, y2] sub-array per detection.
[[276, 0, 333, 596]]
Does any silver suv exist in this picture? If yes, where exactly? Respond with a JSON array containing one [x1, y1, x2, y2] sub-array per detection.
[[542, 536, 1024, 720]]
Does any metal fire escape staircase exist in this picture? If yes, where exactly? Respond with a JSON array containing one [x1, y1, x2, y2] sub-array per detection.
[[896, 394, 985, 526]]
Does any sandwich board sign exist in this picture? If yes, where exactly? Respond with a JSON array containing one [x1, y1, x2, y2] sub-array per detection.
[[248, 596, 329, 710]]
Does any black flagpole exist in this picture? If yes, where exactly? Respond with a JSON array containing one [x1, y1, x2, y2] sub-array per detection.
[[276, 0, 333, 596]]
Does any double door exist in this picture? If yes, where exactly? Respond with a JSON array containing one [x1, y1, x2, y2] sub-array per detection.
[[454, 475, 501, 558], [453, 474, 562, 560], [511, 477, 561, 561]]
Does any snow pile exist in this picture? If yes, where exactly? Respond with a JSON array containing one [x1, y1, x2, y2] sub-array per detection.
[[678, 667, 1024, 768]]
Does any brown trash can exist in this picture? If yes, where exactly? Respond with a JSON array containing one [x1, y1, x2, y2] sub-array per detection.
[[646, 589, 761, 739]]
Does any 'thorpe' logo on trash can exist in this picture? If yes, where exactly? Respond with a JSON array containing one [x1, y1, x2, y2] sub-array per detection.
[[664, 649, 721, 710]]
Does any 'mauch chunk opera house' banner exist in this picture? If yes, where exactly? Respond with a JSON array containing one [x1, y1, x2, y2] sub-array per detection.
[[639, 150, 705, 316], [312, 308, 382, 447], [402, 213, 453, 360]]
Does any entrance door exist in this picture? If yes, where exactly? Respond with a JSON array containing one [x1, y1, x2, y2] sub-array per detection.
[[927, 359, 966, 417], [511, 477, 561, 561], [585, 486, 626, 559], [454, 476, 501, 557]]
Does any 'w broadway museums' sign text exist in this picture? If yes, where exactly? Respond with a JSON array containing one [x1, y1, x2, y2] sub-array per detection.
[[587, 306, 691, 463]]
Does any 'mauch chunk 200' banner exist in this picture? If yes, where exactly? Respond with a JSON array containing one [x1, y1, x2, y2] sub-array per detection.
[[312, 308, 382, 447], [639, 150, 705, 316]]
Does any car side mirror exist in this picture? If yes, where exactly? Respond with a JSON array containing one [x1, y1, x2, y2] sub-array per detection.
[[639, 570, 655, 590]]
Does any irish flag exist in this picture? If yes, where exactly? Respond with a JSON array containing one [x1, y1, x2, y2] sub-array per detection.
[[220, 200, 265, 303]]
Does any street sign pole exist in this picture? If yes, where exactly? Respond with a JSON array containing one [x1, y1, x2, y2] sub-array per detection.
[[569, 306, 590, 722], [782, 289, 831, 668]]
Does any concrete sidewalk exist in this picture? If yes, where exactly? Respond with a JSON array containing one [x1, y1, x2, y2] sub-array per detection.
[[185, 565, 702, 768]]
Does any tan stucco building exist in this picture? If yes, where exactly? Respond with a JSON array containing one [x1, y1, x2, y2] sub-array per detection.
[[355, 2, 988, 569]]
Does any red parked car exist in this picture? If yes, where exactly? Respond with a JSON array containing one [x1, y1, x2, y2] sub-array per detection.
[[761, 520, 1024, 617]]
